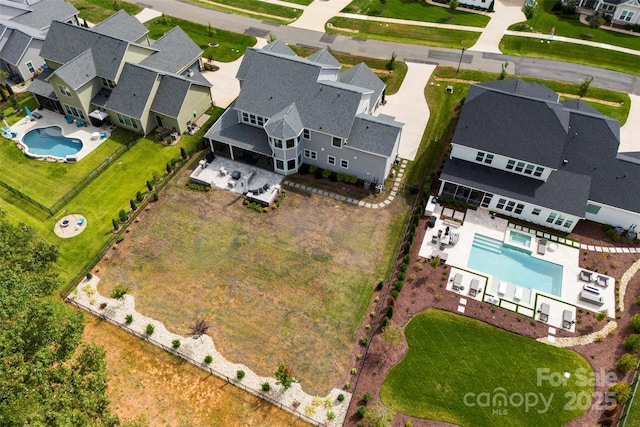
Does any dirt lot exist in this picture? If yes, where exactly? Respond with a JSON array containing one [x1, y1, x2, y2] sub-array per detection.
[[81, 314, 304, 427], [96, 166, 409, 396], [343, 216, 640, 427]]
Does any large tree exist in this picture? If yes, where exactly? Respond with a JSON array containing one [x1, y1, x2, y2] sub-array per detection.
[[0, 211, 119, 426]]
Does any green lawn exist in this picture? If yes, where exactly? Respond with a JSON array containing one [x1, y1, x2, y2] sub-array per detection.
[[288, 45, 408, 95], [380, 309, 593, 426], [182, 0, 301, 25], [342, 0, 490, 27], [144, 16, 256, 63], [625, 384, 640, 427], [500, 35, 640, 77], [327, 17, 481, 48], [509, 0, 640, 51], [69, 0, 142, 24]]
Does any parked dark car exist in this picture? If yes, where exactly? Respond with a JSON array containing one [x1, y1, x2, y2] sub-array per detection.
[[427, 215, 437, 228]]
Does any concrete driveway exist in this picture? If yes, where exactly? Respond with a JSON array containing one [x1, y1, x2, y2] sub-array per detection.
[[469, 0, 526, 54], [289, 0, 352, 32], [376, 62, 436, 161], [618, 93, 640, 161]]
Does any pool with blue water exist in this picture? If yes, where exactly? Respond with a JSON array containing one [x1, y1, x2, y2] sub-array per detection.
[[23, 126, 82, 158]]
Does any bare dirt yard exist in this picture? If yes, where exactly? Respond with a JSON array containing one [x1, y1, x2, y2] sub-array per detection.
[[97, 165, 409, 396], [81, 314, 302, 426]]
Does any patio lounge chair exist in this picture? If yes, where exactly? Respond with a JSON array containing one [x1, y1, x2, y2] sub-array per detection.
[[537, 238, 547, 255], [579, 270, 593, 282], [538, 303, 550, 322], [597, 275, 609, 287], [31, 112, 42, 119], [469, 279, 480, 297], [452, 273, 463, 291], [498, 281, 507, 295], [562, 309, 574, 329], [514, 287, 523, 301], [77, 217, 85, 226]]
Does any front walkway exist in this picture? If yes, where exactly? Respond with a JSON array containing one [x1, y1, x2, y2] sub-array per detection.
[[289, 0, 353, 32], [469, 0, 526, 53]]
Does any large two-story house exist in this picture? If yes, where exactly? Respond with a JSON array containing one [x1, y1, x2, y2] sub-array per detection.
[[439, 79, 640, 232], [578, 0, 640, 25], [29, 10, 212, 135], [0, 0, 78, 82], [204, 40, 403, 184]]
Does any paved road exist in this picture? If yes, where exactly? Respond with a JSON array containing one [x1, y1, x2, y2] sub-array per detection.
[[134, 0, 640, 95]]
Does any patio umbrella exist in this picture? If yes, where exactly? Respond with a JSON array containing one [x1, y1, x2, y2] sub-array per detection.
[[24, 106, 31, 117]]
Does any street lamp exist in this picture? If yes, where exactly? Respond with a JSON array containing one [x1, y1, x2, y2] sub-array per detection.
[[456, 47, 465, 75]]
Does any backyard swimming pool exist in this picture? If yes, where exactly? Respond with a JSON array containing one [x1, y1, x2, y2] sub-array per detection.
[[22, 126, 82, 158], [468, 234, 563, 296]]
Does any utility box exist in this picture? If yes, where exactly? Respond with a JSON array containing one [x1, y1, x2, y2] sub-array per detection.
[[424, 195, 437, 217]]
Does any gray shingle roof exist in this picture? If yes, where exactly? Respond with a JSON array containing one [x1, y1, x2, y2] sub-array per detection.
[[41, 21, 131, 81], [140, 27, 201, 74], [54, 48, 97, 89], [468, 79, 559, 103], [347, 113, 402, 157], [306, 48, 340, 67], [92, 10, 148, 42], [261, 39, 295, 56], [205, 106, 272, 155], [12, 0, 77, 31], [106, 63, 158, 118], [28, 67, 56, 98], [338, 63, 384, 111], [561, 99, 600, 115], [0, 30, 31, 65], [150, 74, 191, 118], [441, 158, 591, 217], [233, 49, 364, 139], [264, 103, 303, 139]]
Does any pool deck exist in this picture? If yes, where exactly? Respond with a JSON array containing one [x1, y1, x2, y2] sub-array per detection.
[[8, 110, 110, 161], [419, 207, 615, 331]]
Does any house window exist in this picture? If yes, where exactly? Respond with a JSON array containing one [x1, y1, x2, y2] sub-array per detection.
[[65, 104, 86, 120], [286, 138, 295, 149], [532, 208, 541, 216], [273, 138, 282, 149], [57, 84, 71, 97], [303, 129, 310, 139], [287, 159, 296, 170], [476, 151, 486, 162], [249, 114, 256, 125], [515, 161, 525, 172], [555, 215, 565, 226], [332, 137, 342, 148], [328, 155, 336, 165], [242, 112, 248, 122], [524, 164, 534, 175], [340, 159, 349, 169], [534, 166, 544, 177], [304, 149, 317, 160], [620, 10, 634, 21], [116, 113, 138, 129], [257, 117, 264, 126], [275, 159, 284, 170], [506, 160, 515, 170], [514, 203, 525, 214], [476, 152, 494, 164], [25, 61, 35, 74], [496, 198, 506, 210], [485, 154, 494, 164], [100, 77, 115, 88], [546, 213, 556, 223], [563, 219, 574, 229], [505, 201, 515, 212], [586, 204, 601, 214], [480, 193, 493, 208]]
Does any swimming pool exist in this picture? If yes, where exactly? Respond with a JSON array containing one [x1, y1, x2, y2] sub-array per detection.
[[22, 126, 82, 159], [508, 230, 532, 248], [468, 234, 563, 296]]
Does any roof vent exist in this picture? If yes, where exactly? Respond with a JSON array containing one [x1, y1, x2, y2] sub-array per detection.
[[188, 70, 194, 77], [562, 159, 568, 165]]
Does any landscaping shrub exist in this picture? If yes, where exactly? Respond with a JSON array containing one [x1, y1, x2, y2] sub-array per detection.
[[146, 180, 153, 191], [631, 314, 640, 333], [397, 272, 405, 281], [130, 199, 137, 211], [398, 263, 407, 273], [376, 281, 384, 291], [327, 411, 335, 420], [180, 147, 187, 159], [403, 254, 411, 264], [125, 314, 133, 324], [110, 285, 129, 300], [616, 353, 637, 373], [390, 290, 399, 299], [118, 209, 129, 222], [360, 337, 369, 346], [146, 324, 154, 335], [204, 355, 213, 364], [381, 316, 390, 328], [136, 191, 144, 202], [405, 422, 414, 427], [387, 306, 394, 319], [151, 192, 159, 202], [309, 165, 317, 174], [261, 382, 271, 392], [595, 309, 608, 322], [337, 394, 345, 402], [172, 339, 180, 349], [112, 218, 119, 231], [394, 281, 403, 292], [237, 370, 245, 379], [362, 391, 372, 403], [357, 406, 367, 418], [186, 182, 209, 192], [322, 168, 331, 179], [625, 334, 640, 352], [116, 235, 124, 243], [609, 382, 632, 404], [86, 272, 93, 280]]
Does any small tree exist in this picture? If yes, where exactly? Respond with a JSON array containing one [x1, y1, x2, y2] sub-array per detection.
[[385, 52, 396, 71], [112, 218, 119, 231], [498, 61, 509, 80], [274, 363, 298, 390], [595, 309, 608, 322], [522, 0, 538, 19], [146, 180, 153, 192], [110, 285, 129, 300], [180, 147, 187, 159], [609, 382, 632, 404], [118, 209, 129, 222], [161, 13, 170, 25], [5, 83, 13, 96], [364, 403, 395, 427], [136, 191, 144, 202], [0, 88, 6, 103], [448, 0, 458, 15], [166, 163, 172, 174], [10, 96, 19, 112], [130, 199, 137, 211], [578, 76, 594, 98], [616, 353, 637, 373], [589, 13, 605, 29]]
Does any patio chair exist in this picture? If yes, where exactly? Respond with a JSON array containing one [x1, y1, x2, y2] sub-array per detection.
[[514, 286, 523, 301], [498, 281, 507, 295], [452, 273, 463, 291], [65, 115, 74, 123], [579, 270, 593, 282], [597, 275, 609, 287], [469, 279, 480, 297], [431, 235, 438, 244], [537, 238, 546, 255], [562, 309, 574, 329], [538, 303, 550, 322]]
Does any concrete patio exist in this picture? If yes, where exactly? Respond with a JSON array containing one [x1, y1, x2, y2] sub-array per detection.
[[190, 156, 283, 195]]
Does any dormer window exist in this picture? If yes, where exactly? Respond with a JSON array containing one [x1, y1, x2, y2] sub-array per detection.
[[57, 84, 71, 97], [303, 129, 310, 139], [475, 151, 493, 164]]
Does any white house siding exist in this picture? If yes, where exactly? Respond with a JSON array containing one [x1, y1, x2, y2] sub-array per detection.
[[613, 0, 640, 24], [317, 67, 339, 81], [585, 202, 640, 229], [450, 144, 553, 181], [459, 0, 492, 9]]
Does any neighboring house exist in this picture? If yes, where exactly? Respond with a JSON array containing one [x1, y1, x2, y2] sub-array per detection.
[[29, 10, 212, 135], [204, 40, 403, 184], [439, 79, 640, 233], [0, 0, 78, 82], [578, 0, 640, 25]]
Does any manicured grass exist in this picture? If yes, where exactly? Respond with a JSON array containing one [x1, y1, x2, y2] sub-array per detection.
[[500, 35, 640, 77], [289, 45, 408, 95], [380, 309, 593, 426], [144, 16, 256, 63], [69, 0, 142, 24], [509, 0, 640, 51], [327, 17, 481, 48], [625, 385, 640, 427], [0, 127, 131, 207], [182, 0, 300, 25], [279, 0, 312, 5], [343, 0, 490, 27], [96, 168, 410, 395]]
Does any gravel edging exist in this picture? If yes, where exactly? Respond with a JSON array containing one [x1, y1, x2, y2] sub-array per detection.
[[537, 321, 618, 347], [69, 276, 351, 426], [618, 258, 640, 312]]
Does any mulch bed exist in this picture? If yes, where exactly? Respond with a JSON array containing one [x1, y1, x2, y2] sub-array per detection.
[[342, 215, 640, 427]]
